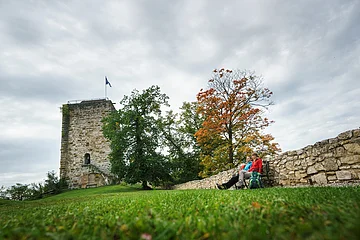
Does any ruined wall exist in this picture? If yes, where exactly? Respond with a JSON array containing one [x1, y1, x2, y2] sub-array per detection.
[[272, 129, 360, 186], [60, 99, 115, 188], [174, 169, 238, 190], [174, 128, 360, 190]]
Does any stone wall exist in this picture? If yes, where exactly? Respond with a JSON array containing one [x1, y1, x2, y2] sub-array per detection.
[[174, 168, 238, 190], [60, 99, 115, 188], [174, 128, 360, 190], [272, 129, 360, 186]]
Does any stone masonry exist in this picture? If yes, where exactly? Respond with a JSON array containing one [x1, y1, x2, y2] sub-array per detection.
[[272, 128, 360, 186], [174, 128, 360, 189], [60, 99, 115, 188]]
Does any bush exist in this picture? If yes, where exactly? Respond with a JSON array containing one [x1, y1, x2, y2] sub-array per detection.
[[3, 171, 68, 201]]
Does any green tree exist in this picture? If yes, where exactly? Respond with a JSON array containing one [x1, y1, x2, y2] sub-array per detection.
[[103, 86, 172, 189], [0, 185, 8, 199], [161, 102, 203, 183], [6, 183, 30, 201], [43, 171, 67, 195]]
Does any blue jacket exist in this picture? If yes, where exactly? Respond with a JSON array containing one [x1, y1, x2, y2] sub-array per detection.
[[244, 161, 253, 171]]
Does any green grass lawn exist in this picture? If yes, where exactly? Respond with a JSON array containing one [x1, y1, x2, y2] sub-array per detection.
[[1, 185, 359, 240]]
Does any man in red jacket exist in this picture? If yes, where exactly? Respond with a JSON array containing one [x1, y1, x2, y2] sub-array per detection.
[[216, 153, 263, 190]]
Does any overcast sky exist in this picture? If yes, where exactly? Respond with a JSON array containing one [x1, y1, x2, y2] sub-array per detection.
[[1, 0, 359, 187]]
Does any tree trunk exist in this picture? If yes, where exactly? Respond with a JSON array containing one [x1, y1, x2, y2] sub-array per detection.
[[228, 126, 234, 164], [142, 181, 152, 190]]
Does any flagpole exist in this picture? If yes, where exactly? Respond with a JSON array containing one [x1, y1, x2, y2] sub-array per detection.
[[105, 76, 107, 99]]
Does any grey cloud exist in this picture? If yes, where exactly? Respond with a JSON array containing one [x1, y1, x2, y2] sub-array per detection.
[[0, 71, 85, 103], [3, 16, 43, 46], [0, 139, 59, 175]]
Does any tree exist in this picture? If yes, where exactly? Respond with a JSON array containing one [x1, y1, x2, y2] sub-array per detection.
[[28, 182, 44, 200], [6, 183, 30, 201], [195, 69, 280, 177], [0, 185, 8, 199], [43, 171, 67, 195], [102, 86, 172, 189], [0, 171, 67, 201], [160, 102, 204, 183]]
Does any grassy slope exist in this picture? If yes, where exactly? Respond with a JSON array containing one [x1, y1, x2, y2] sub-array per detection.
[[1, 185, 360, 240]]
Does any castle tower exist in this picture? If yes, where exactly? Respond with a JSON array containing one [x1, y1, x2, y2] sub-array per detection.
[[60, 99, 116, 188]]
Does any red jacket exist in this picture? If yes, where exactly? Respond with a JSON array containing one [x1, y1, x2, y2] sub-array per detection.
[[248, 158, 263, 173]]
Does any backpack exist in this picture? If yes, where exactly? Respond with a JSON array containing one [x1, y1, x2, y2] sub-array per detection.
[[248, 171, 264, 189]]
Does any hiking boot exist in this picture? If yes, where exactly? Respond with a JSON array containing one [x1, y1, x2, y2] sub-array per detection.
[[236, 184, 245, 190], [216, 183, 226, 190], [235, 181, 245, 190]]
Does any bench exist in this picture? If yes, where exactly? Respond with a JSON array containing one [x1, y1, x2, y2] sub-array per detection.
[[236, 160, 270, 189]]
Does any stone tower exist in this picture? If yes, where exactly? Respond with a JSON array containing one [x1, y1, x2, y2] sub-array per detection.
[[60, 99, 116, 188]]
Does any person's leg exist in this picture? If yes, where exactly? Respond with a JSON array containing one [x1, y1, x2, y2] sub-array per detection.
[[218, 174, 239, 189], [244, 171, 252, 179], [238, 170, 252, 186]]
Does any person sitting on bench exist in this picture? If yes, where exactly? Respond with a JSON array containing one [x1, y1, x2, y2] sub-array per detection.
[[239, 156, 253, 171], [216, 153, 263, 190]]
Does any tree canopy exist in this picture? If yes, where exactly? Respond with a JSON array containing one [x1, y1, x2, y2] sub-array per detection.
[[160, 102, 203, 184], [195, 69, 280, 177], [102, 85, 172, 189]]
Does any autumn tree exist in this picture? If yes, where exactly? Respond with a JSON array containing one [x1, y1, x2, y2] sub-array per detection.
[[195, 69, 280, 177], [102, 86, 172, 189]]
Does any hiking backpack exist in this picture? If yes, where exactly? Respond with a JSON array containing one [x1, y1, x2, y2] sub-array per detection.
[[248, 171, 264, 189]]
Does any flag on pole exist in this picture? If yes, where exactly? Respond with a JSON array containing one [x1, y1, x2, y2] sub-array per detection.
[[105, 76, 112, 87]]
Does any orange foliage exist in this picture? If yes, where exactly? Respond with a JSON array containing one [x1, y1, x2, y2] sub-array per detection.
[[196, 69, 280, 176]]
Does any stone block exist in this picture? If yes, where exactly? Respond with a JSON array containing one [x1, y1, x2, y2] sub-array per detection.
[[340, 155, 360, 165], [312, 148, 321, 157], [320, 139, 329, 145], [338, 130, 353, 140], [286, 161, 294, 170], [335, 147, 346, 157], [323, 153, 333, 158], [320, 145, 329, 154], [307, 166, 317, 175], [314, 162, 325, 171], [353, 129, 360, 138], [301, 160, 308, 167], [288, 174, 296, 180], [327, 175, 337, 181], [299, 179, 308, 183], [306, 157, 316, 165], [343, 143, 360, 154], [311, 172, 327, 185], [287, 150, 297, 156], [339, 165, 351, 169], [294, 171, 307, 179], [351, 169, 360, 179], [279, 174, 288, 180], [337, 159, 341, 166], [329, 137, 338, 144], [336, 170, 352, 180], [322, 158, 339, 171]]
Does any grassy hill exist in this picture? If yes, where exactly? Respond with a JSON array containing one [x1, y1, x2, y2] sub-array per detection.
[[1, 185, 360, 239]]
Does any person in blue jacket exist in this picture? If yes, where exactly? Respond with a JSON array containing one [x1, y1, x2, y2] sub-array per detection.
[[216, 155, 256, 190]]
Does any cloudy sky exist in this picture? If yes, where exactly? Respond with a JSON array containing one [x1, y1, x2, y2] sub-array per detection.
[[1, 0, 359, 187]]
